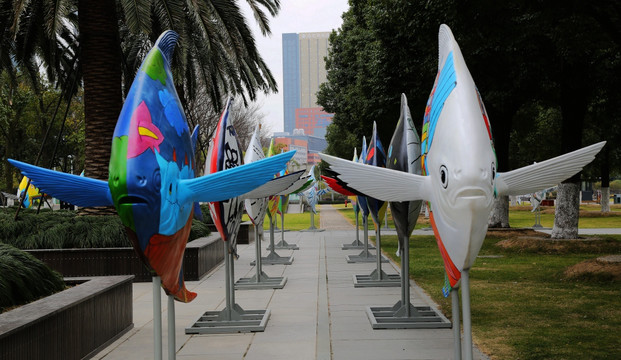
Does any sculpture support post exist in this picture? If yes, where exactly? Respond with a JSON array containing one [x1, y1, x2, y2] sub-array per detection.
[[452, 288, 461, 360], [375, 227, 384, 280], [185, 234, 271, 334], [250, 211, 293, 265], [364, 232, 451, 328], [168, 295, 176, 360], [462, 270, 473, 360], [401, 235, 410, 317], [236, 223, 287, 289], [255, 225, 262, 279], [153, 276, 162, 360]]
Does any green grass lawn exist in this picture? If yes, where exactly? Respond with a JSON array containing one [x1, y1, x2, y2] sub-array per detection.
[[510, 204, 621, 228], [241, 211, 319, 231], [335, 203, 621, 229], [332, 203, 430, 230], [379, 232, 621, 359]]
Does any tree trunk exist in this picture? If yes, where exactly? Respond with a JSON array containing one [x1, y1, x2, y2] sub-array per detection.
[[600, 145, 610, 213], [488, 195, 510, 228], [78, 0, 123, 215], [551, 59, 588, 238], [600, 187, 610, 213], [551, 182, 581, 239]]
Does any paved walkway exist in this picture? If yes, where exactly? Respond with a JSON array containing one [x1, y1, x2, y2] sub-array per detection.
[[93, 205, 488, 360]]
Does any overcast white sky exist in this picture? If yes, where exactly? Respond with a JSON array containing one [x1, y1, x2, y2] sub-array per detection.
[[241, 1, 350, 135]]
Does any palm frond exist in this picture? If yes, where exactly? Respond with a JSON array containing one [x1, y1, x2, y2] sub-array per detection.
[[120, 0, 153, 33]]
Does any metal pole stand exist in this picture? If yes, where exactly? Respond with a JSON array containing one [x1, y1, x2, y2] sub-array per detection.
[[268, 209, 300, 249], [236, 224, 287, 289], [251, 212, 293, 266], [366, 235, 451, 328], [153, 276, 163, 360], [381, 207, 393, 231], [167, 295, 176, 360], [461, 269, 473, 360], [346, 215, 382, 263], [354, 227, 400, 287], [341, 209, 364, 249], [532, 207, 543, 228], [452, 287, 462, 360], [300, 210, 325, 232], [186, 243, 270, 334]]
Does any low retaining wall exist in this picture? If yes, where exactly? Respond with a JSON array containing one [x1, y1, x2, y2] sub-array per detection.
[[0, 275, 134, 360], [27, 234, 225, 282]]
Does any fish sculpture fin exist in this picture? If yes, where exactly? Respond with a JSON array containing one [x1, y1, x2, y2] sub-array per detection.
[[8, 159, 113, 207], [321, 175, 356, 196], [243, 170, 305, 199], [156, 30, 179, 62], [191, 125, 199, 154], [193, 202, 204, 221], [319, 153, 430, 202], [180, 151, 295, 203], [438, 24, 458, 73], [276, 171, 314, 195], [495, 141, 606, 196]]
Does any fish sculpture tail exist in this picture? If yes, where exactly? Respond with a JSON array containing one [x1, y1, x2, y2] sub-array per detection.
[[126, 212, 197, 303]]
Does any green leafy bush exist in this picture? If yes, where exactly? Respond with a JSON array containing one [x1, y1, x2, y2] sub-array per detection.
[[0, 208, 211, 249], [0, 243, 65, 312]]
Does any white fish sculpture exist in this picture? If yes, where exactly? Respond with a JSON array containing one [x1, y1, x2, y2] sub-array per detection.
[[320, 24, 605, 291]]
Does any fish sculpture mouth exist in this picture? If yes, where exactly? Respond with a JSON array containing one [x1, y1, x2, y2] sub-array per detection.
[[455, 187, 488, 200], [117, 195, 149, 206]]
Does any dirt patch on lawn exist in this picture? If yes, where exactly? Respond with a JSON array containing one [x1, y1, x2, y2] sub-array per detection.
[[563, 257, 621, 282], [492, 229, 621, 254]]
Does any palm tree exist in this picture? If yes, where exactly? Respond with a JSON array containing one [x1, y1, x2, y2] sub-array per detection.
[[3, 0, 280, 207]]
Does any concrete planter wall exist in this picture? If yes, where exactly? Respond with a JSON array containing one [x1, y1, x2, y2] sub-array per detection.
[[26, 233, 226, 282], [0, 276, 134, 360]]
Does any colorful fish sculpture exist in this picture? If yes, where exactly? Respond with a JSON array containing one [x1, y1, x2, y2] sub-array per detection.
[[387, 94, 423, 249], [207, 100, 301, 247], [301, 181, 331, 214], [17, 176, 42, 208], [364, 122, 388, 228], [8, 31, 294, 302], [319, 24, 605, 293]]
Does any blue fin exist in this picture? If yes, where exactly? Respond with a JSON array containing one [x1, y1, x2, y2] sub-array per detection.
[[193, 202, 204, 221], [191, 125, 199, 155], [179, 151, 295, 204], [8, 159, 113, 207], [156, 30, 179, 63]]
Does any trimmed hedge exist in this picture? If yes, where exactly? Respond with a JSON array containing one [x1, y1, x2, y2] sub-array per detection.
[[0, 243, 65, 313], [0, 208, 211, 249]]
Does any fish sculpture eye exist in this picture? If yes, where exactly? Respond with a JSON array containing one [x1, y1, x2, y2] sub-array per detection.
[[440, 165, 449, 189], [491, 163, 496, 184]]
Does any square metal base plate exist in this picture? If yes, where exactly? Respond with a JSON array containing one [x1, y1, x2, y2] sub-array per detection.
[[346, 251, 388, 263], [267, 240, 299, 250], [235, 273, 287, 290], [341, 240, 375, 250], [365, 303, 451, 329], [250, 253, 294, 266], [353, 272, 401, 288], [185, 307, 271, 334]]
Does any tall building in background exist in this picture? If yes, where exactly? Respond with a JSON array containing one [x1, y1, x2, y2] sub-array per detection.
[[282, 32, 333, 136], [282, 33, 300, 134]]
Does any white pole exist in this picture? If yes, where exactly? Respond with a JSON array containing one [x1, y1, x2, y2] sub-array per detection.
[[168, 295, 176, 360], [461, 270, 473, 360], [153, 276, 162, 360], [452, 288, 461, 360]]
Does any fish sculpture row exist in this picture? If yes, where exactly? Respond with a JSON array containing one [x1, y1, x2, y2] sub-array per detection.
[[206, 98, 302, 249], [320, 24, 605, 293], [9, 31, 295, 302]]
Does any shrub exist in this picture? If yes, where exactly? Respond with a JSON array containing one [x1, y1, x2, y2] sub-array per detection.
[[0, 243, 65, 313], [0, 208, 210, 249]]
